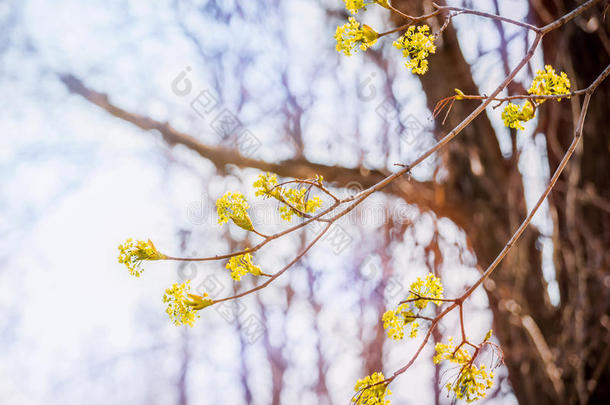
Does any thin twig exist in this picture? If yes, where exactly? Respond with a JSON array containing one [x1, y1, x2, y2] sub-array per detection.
[[383, 62, 607, 390], [433, 3, 541, 32], [111, 1, 607, 399], [355, 3, 607, 394], [387, 2, 440, 22], [212, 221, 333, 303], [460, 64, 608, 301], [163, 200, 340, 262]]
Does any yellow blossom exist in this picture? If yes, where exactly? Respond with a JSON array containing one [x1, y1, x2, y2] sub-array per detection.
[[117, 238, 166, 277], [453, 364, 494, 403], [528, 65, 571, 103], [343, 0, 367, 14], [382, 273, 444, 340], [335, 17, 378, 56], [393, 25, 436, 74], [216, 192, 254, 231], [343, 0, 388, 14], [502, 65, 570, 131], [434, 337, 495, 403], [501, 101, 535, 131], [408, 273, 444, 309], [253, 172, 281, 198], [163, 281, 213, 327], [382, 303, 418, 340], [253, 172, 323, 222], [353, 371, 391, 405], [226, 253, 263, 281], [279, 188, 323, 221], [433, 337, 471, 364]]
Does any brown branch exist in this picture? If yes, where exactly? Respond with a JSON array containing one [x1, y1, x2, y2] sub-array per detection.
[[57, 73, 438, 208], [212, 220, 333, 304], [359, 4, 607, 396], [433, 3, 541, 32], [521, 314, 565, 397], [460, 63, 609, 302], [163, 199, 341, 262], [64, 0, 607, 400], [540, 0, 603, 33], [381, 60, 607, 401], [387, 2, 440, 22]]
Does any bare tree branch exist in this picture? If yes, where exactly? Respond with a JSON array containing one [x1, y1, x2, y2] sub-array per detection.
[[57, 73, 439, 211]]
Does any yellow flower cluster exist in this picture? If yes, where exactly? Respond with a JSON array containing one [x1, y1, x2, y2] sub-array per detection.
[[117, 238, 166, 277], [279, 188, 323, 221], [253, 172, 323, 221], [409, 273, 444, 308], [353, 371, 391, 405], [382, 303, 418, 340], [216, 192, 254, 231], [335, 17, 379, 56], [163, 281, 213, 327], [344, 0, 366, 14], [501, 101, 535, 131], [502, 65, 570, 131], [226, 253, 263, 281], [253, 172, 281, 197], [434, 337, 494, 403], [528, 65, 571, 102], [343, 0, 388, 14], [393, 25, 436, 74], [382, 273, 444, 340], [433, 337, 472, 365], [449, 364, 494, 403]]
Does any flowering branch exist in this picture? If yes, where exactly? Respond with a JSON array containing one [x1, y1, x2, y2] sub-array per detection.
[[343, 0, 606, 402], [358, 61, 609, 404], [432, 3, 540, 32], [112, 0, 607, 403]]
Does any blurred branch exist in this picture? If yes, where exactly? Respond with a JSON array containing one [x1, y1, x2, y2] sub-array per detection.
[[57, 73, 439, 211], [520, 315, 565, 397]]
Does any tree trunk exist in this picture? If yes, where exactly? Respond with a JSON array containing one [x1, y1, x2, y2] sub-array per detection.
[[389, 1, 609, 403]]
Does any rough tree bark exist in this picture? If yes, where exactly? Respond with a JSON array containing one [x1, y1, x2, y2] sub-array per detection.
[[532, 1, 610, 403], [389, 1, 609, 403]]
